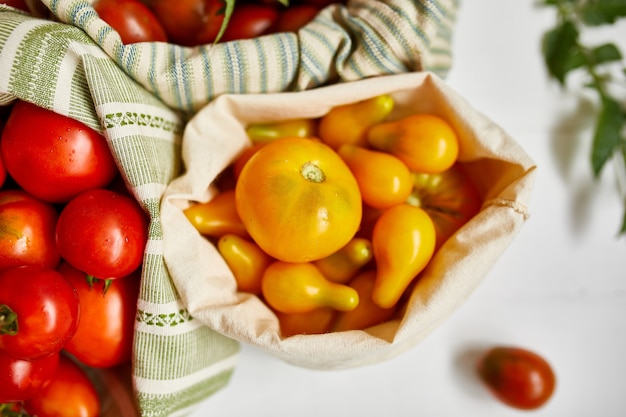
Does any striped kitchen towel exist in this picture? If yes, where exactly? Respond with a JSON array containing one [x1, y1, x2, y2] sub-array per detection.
[[0, 0, 458, 415]]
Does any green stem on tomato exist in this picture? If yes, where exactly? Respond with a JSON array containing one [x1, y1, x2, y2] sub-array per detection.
[[0, 304, 18, 336]]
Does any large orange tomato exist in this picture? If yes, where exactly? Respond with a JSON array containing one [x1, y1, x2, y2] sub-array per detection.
[[235, 137, 362, 262]]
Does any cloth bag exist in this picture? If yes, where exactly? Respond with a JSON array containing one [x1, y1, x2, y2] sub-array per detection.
[[162, 72, 537, 370], [0, 0, 460, 415]]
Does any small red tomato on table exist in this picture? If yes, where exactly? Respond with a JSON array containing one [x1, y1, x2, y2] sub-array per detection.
[[477, 345, 556, 410]]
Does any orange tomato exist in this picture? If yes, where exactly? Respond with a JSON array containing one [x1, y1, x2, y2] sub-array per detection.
[[275, 307, 335, 337], [332, 270, 397, 332], [367, 113, 459, 174], [371, 204, 436, 309], [337, 144, 413, 209], [233, 143, 265, 179], [235, 137, 362, 262]]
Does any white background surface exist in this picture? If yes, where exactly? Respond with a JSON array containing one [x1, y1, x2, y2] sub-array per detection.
[[192, 1, 626, 416]]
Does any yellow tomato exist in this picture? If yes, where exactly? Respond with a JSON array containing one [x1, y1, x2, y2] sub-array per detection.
[[371, 204, 436, 309], [318, 94, 395, 150], [246, 118, 318, 143], [261, 261, 359, 314], [184, 190, 248, 238], [217, 234, 273, 294], [337, 144, 413, 209], [235, 137, 362, 262]]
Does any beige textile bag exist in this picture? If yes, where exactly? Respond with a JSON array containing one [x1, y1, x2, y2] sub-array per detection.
[[161, 71, 536, 370]]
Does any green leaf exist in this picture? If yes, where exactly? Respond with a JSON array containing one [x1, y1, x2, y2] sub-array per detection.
[[591, 97, 625, 177], [620, 205, 626, 235], [542, 20, 581, 84], [591, 43, 623, 65], [580, 0, 626, 25]]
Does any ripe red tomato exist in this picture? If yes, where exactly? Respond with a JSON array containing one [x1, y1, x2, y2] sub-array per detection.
[[94, 0, 168, 44], [0, 158, 5, 189], [477, 346, 557, 410], [221, 4, 280, 42], [147, 0, 225, 46], [55, 189, 149, 280], [0, 350, 60, 402], [0, 0, 29, 11], [0, 190, 60, 272], [0, 266, 80, 360], [24, 355, 100, 417], [59, 262, 140, 368], [0, 101, 118, 203], [272, 4, 320, 33]]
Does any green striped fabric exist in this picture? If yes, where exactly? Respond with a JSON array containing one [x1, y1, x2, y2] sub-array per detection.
[[0, 1, 458, 415]]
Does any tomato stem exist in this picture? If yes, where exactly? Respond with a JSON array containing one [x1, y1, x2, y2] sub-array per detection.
[[0, 403, 33, 417], [0, 304, 18, 336], [301, 162, 326, 183]]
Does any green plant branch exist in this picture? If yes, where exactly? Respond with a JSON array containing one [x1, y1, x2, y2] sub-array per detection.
[[541, 0, 626, 235]]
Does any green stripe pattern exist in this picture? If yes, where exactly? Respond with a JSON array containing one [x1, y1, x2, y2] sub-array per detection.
[[43, 0, 458, 117], [0, 0, 458, 415]]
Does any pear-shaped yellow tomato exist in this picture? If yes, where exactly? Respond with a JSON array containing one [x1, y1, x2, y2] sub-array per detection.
[[371, 204, 436, 309], [183, 190, 248, 238], [217, 234, 273, 294], [262, 261, 359, 314], [318, 94, 394, 150], [314, 237, 373, 284], [236, 137, 362, 263]]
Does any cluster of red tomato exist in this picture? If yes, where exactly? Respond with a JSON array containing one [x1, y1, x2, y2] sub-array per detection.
[[0, 101, 149, 415], [90, 0, 342, 46]]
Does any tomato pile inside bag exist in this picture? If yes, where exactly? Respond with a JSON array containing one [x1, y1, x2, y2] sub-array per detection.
[[162, 72, 536, 369]]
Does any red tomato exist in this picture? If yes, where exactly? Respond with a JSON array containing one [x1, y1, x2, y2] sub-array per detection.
[[0, 266, 80, 360], [0, 0, 29, 11], [477, 346, 557, 410], [221, 4, 280, 42], [0, 101, 118, 203], [0, 154, 5, 189], [55, 189, 148, 279], [272, 4, 320, 33], [59, 262, 140, 368], [0, 190, 60, 272], [94, 0, 168, 44], [0, 350, 60, 402], [24, 355, 100, 417], [148, 0, 225, 46]]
